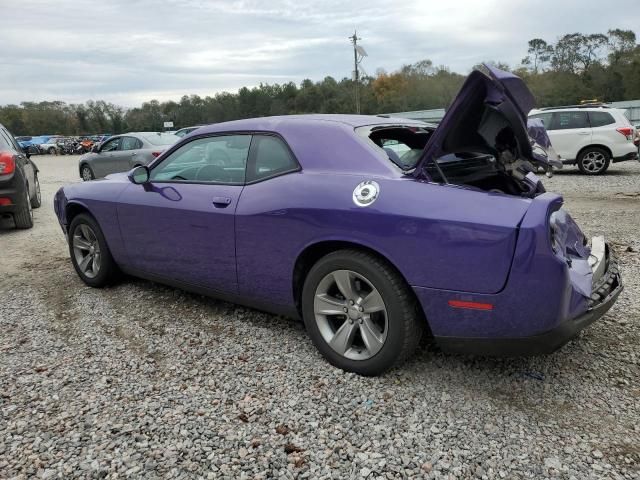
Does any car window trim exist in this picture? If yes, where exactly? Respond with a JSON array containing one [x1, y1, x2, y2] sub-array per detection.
[[245, 132, 301, 185]]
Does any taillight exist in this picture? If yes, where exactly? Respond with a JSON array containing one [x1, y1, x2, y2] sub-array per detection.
[[0, 152, 15, 175], [616, 126, 634, 140], [0, 197, 12, 206], [151, 151, 162, 158]]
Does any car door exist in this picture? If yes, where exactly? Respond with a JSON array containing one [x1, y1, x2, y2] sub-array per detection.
[[120, 136, 143, 170], [116, 134, 252, 294], [546, 111, 591, 161], [92, 137, 123, 177]]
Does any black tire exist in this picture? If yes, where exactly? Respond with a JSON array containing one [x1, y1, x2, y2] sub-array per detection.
[[301, 249, 423, 376], [577, 147, 610, 175], [14, 183, 34, 229], [30, 174, 42, 209], [80, 164, 94, 181], [47, 147, 56, 155], [68, 213, 120, 287]]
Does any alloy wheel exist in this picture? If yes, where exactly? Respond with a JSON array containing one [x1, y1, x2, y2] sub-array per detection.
[[581, 151, 606, 173], [72, 224, 101, 279], [81, 166, 92, 181], [313, 269, 388, 361]]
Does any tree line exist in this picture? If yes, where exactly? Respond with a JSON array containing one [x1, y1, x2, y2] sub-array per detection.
[[1, 29, 637, 136]]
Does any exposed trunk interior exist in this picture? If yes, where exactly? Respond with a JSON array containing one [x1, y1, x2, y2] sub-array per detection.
[[362, 124, 544, 198]]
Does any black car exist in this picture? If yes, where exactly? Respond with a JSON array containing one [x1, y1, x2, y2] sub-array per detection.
[[0, 123, 41, 229]]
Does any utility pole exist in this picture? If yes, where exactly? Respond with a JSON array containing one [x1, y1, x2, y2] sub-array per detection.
[[349, 31, 367, 114]]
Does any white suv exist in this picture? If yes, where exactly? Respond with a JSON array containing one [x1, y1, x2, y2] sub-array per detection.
[[529, 106, 638, 174]]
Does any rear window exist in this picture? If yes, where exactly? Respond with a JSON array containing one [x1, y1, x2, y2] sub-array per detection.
[[588, 111, 616, 127], [143, 133, 179, 146], [357, 125, 433, 170]]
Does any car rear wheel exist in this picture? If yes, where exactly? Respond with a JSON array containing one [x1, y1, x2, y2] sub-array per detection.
[[30, 174, 42, 209], [302, 250, 423, 376], [80, 164, 94, 181], [577, 147, 610, 175], [68, 213, 120, 287], [14, 184, 34, 229], [47, 147, 56, 155]]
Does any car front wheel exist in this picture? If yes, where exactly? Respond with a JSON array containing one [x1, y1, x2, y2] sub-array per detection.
[[68, 213, 120, 287], [577, 147, 610, 175], [302, 250, 423, 376]]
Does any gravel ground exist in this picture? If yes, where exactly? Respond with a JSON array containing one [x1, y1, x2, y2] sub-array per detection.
[[1, 155, 639, 479]]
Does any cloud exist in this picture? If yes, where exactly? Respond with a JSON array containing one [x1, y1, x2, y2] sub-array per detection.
[[0, 0, 637, 105]]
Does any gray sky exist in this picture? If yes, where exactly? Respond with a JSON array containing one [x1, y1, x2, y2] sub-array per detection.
[[1, 0, 637, 106]]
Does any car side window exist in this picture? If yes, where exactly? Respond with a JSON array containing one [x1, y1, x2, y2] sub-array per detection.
[[530, 113, 554, 130], [150, 135, 251, 184], [552, 111, 589, 130], [247, 135, 299, 182], [588, 111, 616, 127], [101, 138, 121, 152], [121, 136, 141, 150]]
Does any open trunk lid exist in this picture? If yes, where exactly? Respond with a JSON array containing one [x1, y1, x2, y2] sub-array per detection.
[[413, 65, 560, 179]]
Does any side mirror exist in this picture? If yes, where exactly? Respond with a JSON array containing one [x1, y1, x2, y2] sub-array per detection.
[[22, 148, 31, 159], [128, 165, 150, 185]]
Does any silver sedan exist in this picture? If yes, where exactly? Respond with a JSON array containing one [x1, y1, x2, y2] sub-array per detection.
[[78, 132, 178, 180]]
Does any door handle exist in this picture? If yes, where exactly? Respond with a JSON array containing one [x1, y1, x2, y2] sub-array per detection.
[[212, 196, 232, 207], [578, 131, 590, 135], [132, 152, 137, 156]]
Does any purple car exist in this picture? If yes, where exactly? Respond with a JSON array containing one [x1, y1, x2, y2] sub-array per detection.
[[54, 67, 622, 376]]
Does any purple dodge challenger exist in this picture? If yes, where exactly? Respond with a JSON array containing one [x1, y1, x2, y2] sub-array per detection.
[[54, 67, 622, 375]]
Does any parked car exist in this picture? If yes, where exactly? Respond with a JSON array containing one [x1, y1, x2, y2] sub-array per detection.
[[0, 123, 41, 229], [39, 137, 63, 155], [54, 67, 622, 375], [175, 126, 200, 138], [529, 105, 638, 174], [78, 132, 178, 180], [15, 136, 41, 155]]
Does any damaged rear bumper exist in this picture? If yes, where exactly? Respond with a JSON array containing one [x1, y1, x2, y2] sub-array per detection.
[[436, 241, 623, 356]]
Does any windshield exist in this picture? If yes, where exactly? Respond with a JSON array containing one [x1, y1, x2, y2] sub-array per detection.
[[357, 124, 434, 170], [143, 133, 179, 146]]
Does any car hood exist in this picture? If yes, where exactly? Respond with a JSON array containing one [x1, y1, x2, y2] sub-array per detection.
[[414, 65, 557, 177]]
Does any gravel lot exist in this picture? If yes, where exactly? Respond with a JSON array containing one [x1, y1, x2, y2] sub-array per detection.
[[1, 155, 639, 479]]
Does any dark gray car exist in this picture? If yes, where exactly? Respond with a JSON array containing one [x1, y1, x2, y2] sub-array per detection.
[[78, 132, 178, 180]]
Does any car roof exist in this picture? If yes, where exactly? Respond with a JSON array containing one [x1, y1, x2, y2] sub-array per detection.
[[195, 114, 425, 135], [530, 106, 624, 114]]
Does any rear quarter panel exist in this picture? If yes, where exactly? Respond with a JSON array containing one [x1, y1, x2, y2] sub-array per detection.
[[235, 172, 531, 308]]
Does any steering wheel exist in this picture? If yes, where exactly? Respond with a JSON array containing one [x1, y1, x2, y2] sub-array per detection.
[[194, 164, 230, 182]]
